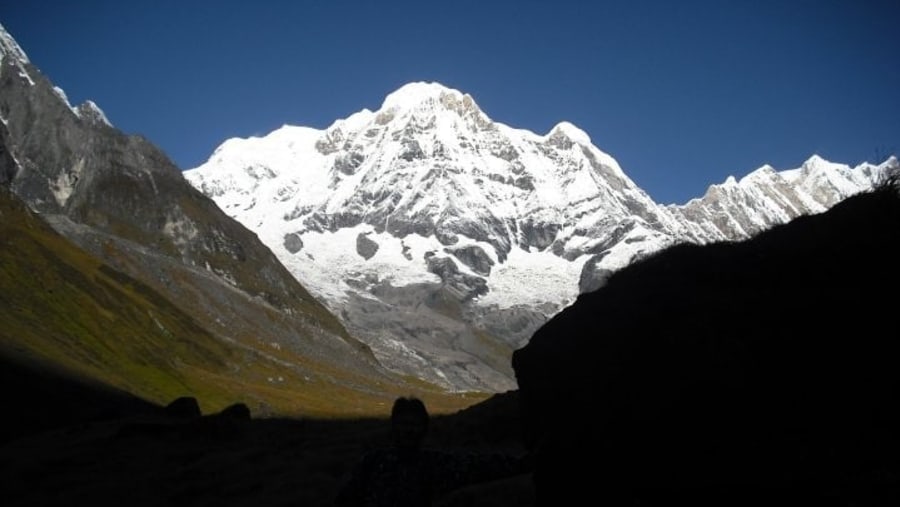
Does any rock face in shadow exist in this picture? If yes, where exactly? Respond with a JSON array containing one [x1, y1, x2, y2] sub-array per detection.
[[512, 180, 900, 506]]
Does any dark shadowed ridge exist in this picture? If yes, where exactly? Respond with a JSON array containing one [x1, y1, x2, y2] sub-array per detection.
[[513, 175, 900, 506]]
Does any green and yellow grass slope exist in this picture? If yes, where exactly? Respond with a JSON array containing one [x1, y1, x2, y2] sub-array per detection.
[[0, 188, 486, 427]]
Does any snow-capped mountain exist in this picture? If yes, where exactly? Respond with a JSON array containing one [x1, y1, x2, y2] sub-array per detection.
[[185, 81, 896, 392]]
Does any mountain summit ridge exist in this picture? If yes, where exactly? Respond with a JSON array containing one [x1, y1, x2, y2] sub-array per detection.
[[380, 81, 469, 110], [186, 80, 896, 392]]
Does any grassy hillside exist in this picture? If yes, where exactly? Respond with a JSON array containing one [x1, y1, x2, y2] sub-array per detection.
[[0, 188, 486, 434]]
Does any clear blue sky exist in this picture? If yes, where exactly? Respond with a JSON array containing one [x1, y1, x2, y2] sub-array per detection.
[[3, 0, 898, 204]]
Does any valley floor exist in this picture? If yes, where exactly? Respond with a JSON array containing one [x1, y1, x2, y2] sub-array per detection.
[[0, 397, 534, 507]]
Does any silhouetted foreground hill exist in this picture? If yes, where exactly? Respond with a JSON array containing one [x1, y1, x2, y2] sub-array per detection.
[[513, 178, 900, 506]]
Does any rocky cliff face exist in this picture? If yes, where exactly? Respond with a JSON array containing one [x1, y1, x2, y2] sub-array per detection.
[[0, 23, 424, 414], [186, 80, 896, 392]]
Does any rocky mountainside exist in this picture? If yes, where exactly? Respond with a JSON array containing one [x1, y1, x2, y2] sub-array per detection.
[[185, 80, 897, 392], [0, 23, 478, 418]]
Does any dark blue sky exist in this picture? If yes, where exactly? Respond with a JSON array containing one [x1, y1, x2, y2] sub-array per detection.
[[3, 0, 898, 204]]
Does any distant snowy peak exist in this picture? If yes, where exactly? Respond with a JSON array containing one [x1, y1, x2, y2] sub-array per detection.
[[668, 155, 895, 243], [376, 81, 490, 125], [374, 81, 493, 135], [185, 79, 892, 392], [185, 79, 669, 306], [547, 121, 592, 146], [381, 81, 467, 110], [376, 82, 595, 146], [185, 80, 658, 391], [187, 79, 656, 263], [732, 154, 888, 205]]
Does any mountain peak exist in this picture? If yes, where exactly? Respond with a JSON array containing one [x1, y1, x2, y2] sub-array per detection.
[[547, 121, 592, 146], [380, 81, 465, 111], [0, 23, 29, 63], [801, 153, 834, 170]]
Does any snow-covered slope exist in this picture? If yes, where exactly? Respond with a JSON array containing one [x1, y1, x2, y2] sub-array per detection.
[[189, 83, 673, 304], [185, 81, 895, 392]]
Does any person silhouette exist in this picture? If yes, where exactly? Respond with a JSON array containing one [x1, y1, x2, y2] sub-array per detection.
[[334, 396, 531, 507]]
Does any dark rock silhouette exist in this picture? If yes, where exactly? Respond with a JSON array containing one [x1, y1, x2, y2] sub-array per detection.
[[201, 402, 252, 441], [217, 402, 251, 421], [513, 178, 900, 506], [165, 396, 202, 419]]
